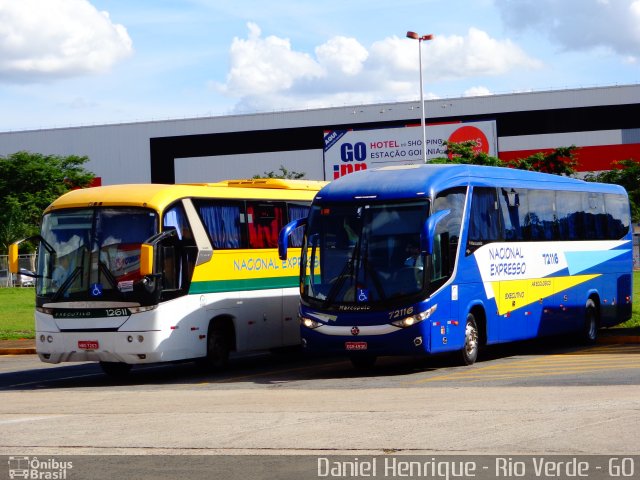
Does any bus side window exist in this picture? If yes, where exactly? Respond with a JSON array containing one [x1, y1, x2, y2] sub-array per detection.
[[526, 190, 557, 241], [604, 193, 630, 239], [467, 187, 501, 254], [247, 202, 286, 248], [556, 191, 584, 240], [195, 201, 244, 249], [499, 188, 524, 241], [583, 192, 607, 240], [433, 187, 466, 283]]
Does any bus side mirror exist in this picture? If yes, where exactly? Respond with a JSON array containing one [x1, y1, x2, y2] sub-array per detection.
[[140, 244, 154, 277], [140, 227, 178, 277], [422, 209, 450, 255], [8, 243, 19, 274], [278, 217, 307, 260]]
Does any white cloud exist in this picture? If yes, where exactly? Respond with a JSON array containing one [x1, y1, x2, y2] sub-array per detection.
[[217, 24, 541, 112], [495, 0, 640, 61], [464, 86, 493, 97], [218, 22, 323, 96], [315, 36, 368, 76], [400, 28, 543, 80], [0, 0, 133, 82]]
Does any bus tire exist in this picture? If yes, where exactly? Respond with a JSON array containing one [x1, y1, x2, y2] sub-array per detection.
[[203, 327, 230, 370], [460, 313, 479, 366], [349, 354, 377, 370], [582, 299, 599, 344], [99, 361, 132, 377]]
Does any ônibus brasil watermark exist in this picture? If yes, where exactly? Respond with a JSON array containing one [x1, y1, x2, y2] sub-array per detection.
[[7, 457, 72, 480]]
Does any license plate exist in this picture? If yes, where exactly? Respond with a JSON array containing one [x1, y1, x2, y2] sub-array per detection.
[[345, 341, 368, 351], [78, 340, 99, 350]]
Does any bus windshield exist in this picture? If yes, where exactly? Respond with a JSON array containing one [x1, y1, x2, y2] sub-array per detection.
[[37, 208, 158, 304], [303, 201, 429, 306]]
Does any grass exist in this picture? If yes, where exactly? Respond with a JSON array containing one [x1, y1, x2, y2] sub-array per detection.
[[1, 272, 639, 340], [0, 287, 37, 340]]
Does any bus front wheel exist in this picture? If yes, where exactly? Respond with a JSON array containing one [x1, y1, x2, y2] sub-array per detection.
[[460, 313, 479, 366], [203, 327, 230, 370], [99, 361, 132, 377]]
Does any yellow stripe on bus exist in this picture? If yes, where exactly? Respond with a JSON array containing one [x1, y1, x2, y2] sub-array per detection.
[[490, 274, 600, 315]]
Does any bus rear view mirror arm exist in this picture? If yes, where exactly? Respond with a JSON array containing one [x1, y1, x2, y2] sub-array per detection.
[[279, 218, 307, 260], [422, 209, 450, 255], [8, 235, 54, 274]]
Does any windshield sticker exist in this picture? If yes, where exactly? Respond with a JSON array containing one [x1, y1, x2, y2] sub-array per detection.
[[118, 280, 134, 293]]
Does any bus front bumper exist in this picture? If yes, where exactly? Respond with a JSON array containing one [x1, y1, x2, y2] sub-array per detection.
[[301, 323, 431, 357], [35, 330, 184, 364]]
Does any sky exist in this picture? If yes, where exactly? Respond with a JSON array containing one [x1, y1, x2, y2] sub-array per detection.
[[0, 0, 639, 132]]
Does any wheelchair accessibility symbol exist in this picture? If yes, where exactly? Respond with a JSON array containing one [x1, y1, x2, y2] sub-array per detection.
[[90, 283, 103, 297], [357, 289, 369, 302]]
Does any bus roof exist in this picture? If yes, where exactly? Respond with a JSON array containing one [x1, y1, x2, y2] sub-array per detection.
[[315, 164, 626, 202], [45, 178, 328, 214]]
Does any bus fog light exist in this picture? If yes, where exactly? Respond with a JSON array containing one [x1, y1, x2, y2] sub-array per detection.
[[414, 336, 423, 347], [127, 336, 133, 343], [137, 335, 144, 343], [40, 335, 46, 343], [47, 335, 53, 343], [138, 354, 146, 359]]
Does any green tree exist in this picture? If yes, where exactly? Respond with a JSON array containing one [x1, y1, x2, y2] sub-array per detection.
[[253, 165, 305, 179], [510, 145, 579, 176], [584, 159, 640, 222], [431, 141, 579, 176], [429, 140, 505, 166], [0, 151, 95, 252]]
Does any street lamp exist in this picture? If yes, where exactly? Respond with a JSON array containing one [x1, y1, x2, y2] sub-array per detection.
[[406, 31, 434, 163]]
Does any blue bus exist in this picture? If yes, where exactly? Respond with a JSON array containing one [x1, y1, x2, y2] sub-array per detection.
[[279, 164, 633, 368]]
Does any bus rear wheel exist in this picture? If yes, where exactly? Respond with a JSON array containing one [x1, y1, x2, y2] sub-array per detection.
[[582, 299, 599, 344], [460, 313, 479, 366], [99, 361, 132, 377]]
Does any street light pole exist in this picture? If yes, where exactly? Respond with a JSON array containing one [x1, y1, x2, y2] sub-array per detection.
[[406, 31, 433, 163]]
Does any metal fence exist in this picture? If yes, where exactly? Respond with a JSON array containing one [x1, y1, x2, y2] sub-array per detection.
[[0, 254, 36, 288]]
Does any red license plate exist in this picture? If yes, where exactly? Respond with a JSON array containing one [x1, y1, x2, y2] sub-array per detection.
[[78, 340, 99, 350], [345, 341, 368, 351]]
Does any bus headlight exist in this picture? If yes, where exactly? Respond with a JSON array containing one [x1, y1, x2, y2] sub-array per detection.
[[299, 316, 323, 329], [391, 304, 438, 328]]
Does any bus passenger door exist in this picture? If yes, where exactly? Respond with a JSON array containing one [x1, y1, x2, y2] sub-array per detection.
[[239, 288, 283, 350], [282, 289, 301, 345], [243, 201, 288, 350]]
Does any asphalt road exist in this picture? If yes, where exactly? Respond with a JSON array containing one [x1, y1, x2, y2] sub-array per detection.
[[0, 340, 639, 463]]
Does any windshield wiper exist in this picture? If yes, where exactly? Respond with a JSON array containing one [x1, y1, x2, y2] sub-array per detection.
[[98, 259, 119, 291], [51, 266, 82, 302]]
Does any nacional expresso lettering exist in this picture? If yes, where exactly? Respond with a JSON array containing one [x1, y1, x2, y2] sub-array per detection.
[[489, 246, 526, 277]]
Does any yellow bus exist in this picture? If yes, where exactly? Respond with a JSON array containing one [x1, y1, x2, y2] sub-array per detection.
[[9, 179, 325, 376]]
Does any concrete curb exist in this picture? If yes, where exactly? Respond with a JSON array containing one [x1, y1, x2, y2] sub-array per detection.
[[597, 336, 640, 345], [0, 347, 37, 355]]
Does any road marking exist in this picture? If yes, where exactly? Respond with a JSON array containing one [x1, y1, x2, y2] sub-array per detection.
[[0, 415, 68, 425], [408, 344, 640, 384]]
